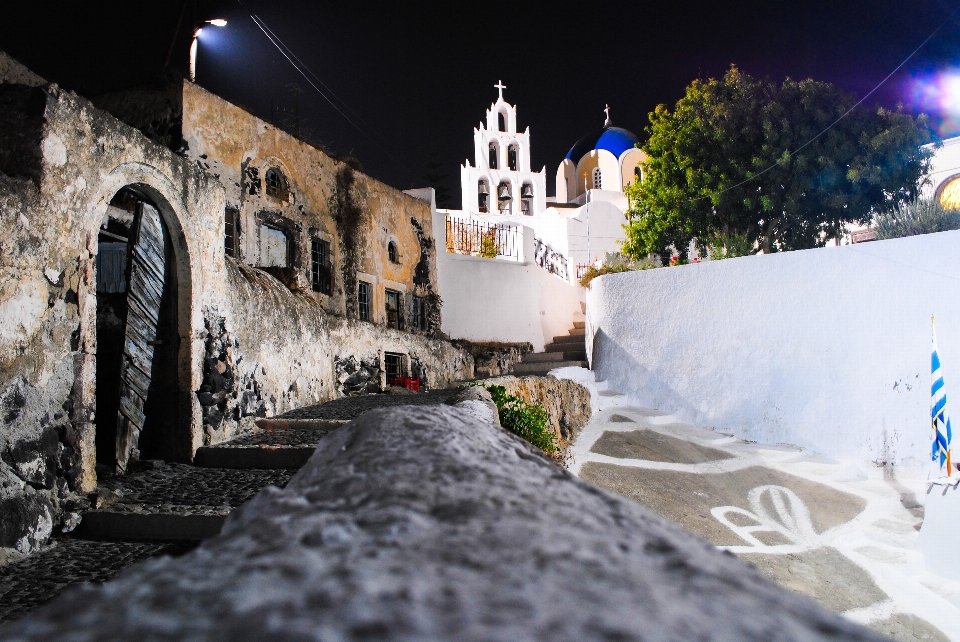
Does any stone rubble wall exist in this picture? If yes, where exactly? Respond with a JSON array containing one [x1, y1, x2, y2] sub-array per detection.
[[483, 375, 591, 443], [453, 340, 533, 378], [0, 406, 886, 641]]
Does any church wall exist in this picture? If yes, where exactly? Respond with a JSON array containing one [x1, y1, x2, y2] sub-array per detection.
[[585, 231, 960, 475]]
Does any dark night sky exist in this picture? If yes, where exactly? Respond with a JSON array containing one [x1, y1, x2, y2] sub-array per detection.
[[3, 1, 960, 200]]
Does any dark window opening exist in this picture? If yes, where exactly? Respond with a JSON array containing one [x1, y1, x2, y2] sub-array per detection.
[[498, 112, 506, 132], [385, 289, 401, 330], [225, 207, 239, 258], [259, 225, 289, 267], [634, 166, 642, 182], [358, 281, 371, 321], [311, 238, 332, 295], [265, 167, 288, 200], [412, 296, 425, 331], [508, 146, 518, 171], [388, 241, 399, 264], [488, 144, 498, 169], [385, 352, 404, 380]]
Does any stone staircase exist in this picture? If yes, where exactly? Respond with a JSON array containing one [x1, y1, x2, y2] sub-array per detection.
[[513, 315, 588, 375]]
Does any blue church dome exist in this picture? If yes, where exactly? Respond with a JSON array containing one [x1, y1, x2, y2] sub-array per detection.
[[565, 126, 639, 164]]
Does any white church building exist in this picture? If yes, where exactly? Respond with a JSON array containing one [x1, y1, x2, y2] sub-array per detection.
[[444, 82, 646, 272]]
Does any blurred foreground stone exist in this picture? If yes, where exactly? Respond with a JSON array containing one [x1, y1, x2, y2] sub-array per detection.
[[1, 406, 886, 641]]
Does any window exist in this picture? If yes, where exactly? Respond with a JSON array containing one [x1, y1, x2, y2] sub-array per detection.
[[311, 238, 332, 295], [592, 167, 602, 189], [224, 207, 239, 258], [520, 183, 533, 215], [388, 241, 399, 264], [634, 166, 642, 183], [385, 289, 401, 330], [508, 145, 518, 171], [385, 352, 404, 380], [358, 281, 371, 321], [265, 167, 288, 200], [488, 143, 498, 169], [478, 180, 489, 213], [498, 112, 506, 132], [412, 296, 425, 331], [259, 225, 288, 267]]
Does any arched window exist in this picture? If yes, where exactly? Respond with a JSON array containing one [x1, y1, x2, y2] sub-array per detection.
[[508, 145, 518, 171], [498, 111, 506, 132], [388, 240, 399, 264], [497, 181, 512, 213], [634, 166, 642, 183], [592, 167, 602, 189], [488, 143, 498, 170], [478, 180, 489, 213], [265, 167, 289, 200], [520, 183, 533, 215]]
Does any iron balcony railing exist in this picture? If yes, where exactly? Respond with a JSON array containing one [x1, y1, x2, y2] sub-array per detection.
[[534, 237, 568, 281], [445, 216, 520, 260]]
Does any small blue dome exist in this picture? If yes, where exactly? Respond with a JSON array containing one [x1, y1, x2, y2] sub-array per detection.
[[565, 126, 639, 164]]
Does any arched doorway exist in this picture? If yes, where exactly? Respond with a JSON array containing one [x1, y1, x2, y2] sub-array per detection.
[[95, 186, 181, 474]]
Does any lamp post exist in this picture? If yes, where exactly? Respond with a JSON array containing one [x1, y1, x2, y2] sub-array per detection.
[[189, 19, 227, 82]]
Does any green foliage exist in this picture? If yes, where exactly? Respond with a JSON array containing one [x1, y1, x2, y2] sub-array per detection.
[[624, 66, 938, 262], [579, 252, 654, 286], [703, 230, 755, 260], [483, 385, 556, 452], [478, 230, 499, 258], [873, 197, 960, 240]]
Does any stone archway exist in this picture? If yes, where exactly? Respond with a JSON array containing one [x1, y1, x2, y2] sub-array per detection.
[[83, 164, 198, 478]]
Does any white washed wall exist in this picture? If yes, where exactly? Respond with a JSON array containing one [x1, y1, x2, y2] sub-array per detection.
[[586, 231, 960, 473]]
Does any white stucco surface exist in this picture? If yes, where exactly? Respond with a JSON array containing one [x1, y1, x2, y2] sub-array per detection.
[[585, 230, 960, 474]]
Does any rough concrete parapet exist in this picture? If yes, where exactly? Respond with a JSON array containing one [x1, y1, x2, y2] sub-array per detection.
[[1, 406, 885, 640]]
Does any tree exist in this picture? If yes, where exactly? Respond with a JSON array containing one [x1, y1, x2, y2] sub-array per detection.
[[623, 67, 938, 261], [421, 150, 452, 208]]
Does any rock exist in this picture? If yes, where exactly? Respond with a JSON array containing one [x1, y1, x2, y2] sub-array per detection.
[[0, 495, 54, 553], [1, 407, 885, 641], [484, 375, 591, 442], [445, 385, 500, 426]]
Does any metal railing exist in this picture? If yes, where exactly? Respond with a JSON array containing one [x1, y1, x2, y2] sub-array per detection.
[[533, 237, 568, 281], [445, 217, 520, 260], [575, 263, 591, 280]]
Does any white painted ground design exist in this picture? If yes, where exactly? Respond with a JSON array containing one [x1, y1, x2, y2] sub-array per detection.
[[553, 366, 960, 642]]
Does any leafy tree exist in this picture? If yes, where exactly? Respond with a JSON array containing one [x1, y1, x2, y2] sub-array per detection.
[[623, 67, 938, 261]]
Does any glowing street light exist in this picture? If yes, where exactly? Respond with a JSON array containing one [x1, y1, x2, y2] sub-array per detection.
[[190, 19, 227, 82]]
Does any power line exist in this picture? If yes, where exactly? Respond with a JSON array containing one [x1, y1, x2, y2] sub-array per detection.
[[678, 6, 960, 206]]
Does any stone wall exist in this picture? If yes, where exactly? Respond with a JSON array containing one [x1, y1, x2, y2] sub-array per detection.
[[0, 406, 885, 641], [453, 340, 533, 378], [0, 62, 472, 556], [484, 375, 591, 443]]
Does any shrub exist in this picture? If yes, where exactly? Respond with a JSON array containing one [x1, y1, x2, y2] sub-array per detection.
[[478, 230, 499, 258], [579, 252, 654, 287], [483, 384, 556, 453], [873, 197, 960, 240], [703, 230, 755, 260]]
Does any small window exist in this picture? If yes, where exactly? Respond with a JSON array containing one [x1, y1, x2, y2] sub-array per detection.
[[498, 112, 506, 132], [311, 238, 332, 295], [634, 166, 642, 182], [385, 352, 404, 381], [508, 145, 518, 171], [488, 144, 498, 170], [259, 225, 288, 267], [388, 241, 399, 264], [265, 167, 288, 200], [358, 281, 371, 321], [224, 207, 239, 258], [592, 167, 602, 189], [412, 295, 425, 331], [385, 289, 401, 330]]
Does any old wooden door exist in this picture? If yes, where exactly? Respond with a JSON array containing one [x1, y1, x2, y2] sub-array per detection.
[[116, 202, 167, 472]]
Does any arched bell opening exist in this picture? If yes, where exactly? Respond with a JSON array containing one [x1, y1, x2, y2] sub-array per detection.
[[95, 185, 182, 475]]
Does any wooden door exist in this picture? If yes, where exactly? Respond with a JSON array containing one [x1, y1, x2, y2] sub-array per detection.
[[116, 202, 166, 472]]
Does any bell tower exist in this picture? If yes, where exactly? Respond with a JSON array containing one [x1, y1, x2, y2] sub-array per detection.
[[459, 81, 546, 218]]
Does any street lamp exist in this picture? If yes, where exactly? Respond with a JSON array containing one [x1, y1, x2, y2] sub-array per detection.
[[189, 19, 227, 82]]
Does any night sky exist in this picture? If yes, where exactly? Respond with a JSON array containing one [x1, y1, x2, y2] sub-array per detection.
[[3, 1, 960, 201]]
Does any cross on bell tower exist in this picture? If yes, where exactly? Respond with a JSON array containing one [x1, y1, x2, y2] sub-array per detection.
[[495, 80, 507, 101], [604, 104, 612, 127]]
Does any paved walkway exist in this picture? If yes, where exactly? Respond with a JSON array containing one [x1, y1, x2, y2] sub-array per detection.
[[555, 366, 960, 642]]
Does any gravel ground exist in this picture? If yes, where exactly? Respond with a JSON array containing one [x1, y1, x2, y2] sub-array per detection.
[[280, 389, 459, 420], [0, 540, 196, 623], [96, 464, 295, 514]]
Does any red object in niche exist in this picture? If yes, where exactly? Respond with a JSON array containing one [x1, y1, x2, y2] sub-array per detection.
[[388, 376, 421, 392]]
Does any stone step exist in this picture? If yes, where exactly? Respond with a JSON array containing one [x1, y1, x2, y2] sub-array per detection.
[[551, 334, 584, 344], [544, 342, 583, 353], [523, 350, 586, 363], [572, 320, 585, 329], [567, 327, 585, 336], [74, 511, 226, 542], [513, 361, 587, 375], [194, 427, 332, 469]]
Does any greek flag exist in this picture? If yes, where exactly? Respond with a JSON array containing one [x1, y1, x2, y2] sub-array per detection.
[[932, 318, 953, 476]]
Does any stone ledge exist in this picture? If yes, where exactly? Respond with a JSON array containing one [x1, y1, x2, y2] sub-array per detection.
[[0, 406, 886, 641]]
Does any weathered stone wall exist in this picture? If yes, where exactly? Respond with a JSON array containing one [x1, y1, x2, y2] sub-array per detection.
[[0, 61, 472, 555], [453, 340, 533, 378], [484, 375, 591, 443], [0, 50, 46, 87], [0, 406, 886, 642]]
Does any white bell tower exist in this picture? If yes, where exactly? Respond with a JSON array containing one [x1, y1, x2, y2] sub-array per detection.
[[460, 81, 546, 218]]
